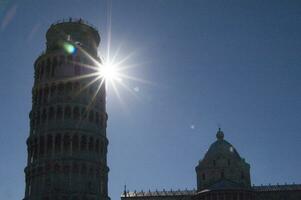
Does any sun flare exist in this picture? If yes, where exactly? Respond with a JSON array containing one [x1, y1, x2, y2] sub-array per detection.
[[63, 38, 148, 106], [98, 61, 121, 82]]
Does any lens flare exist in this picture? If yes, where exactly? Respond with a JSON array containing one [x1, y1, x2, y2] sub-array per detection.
[[100, 61, 118, 81], [62, 41, 150, 108], [63, 42, 76, 54]]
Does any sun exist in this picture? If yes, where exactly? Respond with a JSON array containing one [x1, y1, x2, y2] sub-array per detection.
[[98, 60, 121, 82], [102, 63, 116, 81], [62, 41, 147, 105]]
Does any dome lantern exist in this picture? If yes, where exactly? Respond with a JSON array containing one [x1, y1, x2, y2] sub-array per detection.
[[216, 128, 224, 140]]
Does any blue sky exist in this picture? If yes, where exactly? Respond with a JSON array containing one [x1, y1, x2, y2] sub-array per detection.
[[0, 0, 301, 200]]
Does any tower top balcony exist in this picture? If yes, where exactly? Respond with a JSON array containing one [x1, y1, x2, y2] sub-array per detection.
[[46, 18, 100, 56]]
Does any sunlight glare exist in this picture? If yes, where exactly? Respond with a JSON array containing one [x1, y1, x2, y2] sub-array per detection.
[[100, 61, 119, 81]]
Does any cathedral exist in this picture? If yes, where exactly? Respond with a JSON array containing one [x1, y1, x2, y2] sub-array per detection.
[[121, 129, 301, 200], [23, 19, 300, 200]]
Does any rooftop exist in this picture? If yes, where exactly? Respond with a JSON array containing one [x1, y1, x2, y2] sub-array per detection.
[[253, 184, 301, 192], [121, 189, 196, 198], [50, 18, 98, 31], [121, 184, 301, 197]]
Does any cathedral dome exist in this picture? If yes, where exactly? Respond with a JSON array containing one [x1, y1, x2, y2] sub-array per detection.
[[195, 129, 251, 191], [204, 128, 241, 161]]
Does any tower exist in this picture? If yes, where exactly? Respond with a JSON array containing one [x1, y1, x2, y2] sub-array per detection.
[[24, 19, 109, 200]]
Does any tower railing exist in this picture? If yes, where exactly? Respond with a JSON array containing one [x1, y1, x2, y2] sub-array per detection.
[[50, 18, 99, 31]]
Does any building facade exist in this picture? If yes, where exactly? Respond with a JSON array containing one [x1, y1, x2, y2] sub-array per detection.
[[122, 129, 301, 200], [23, 19, 109, 200]]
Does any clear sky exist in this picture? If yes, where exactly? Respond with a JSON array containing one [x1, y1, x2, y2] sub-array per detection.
[[0, 0, 301, 200]]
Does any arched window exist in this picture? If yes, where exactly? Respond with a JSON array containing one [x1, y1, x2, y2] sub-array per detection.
[[66, 82, 72, 94], [100, 180, 104, 194], [54, 163, 60, 173], [74, 65, 80, 76], [42, 109, 47, 123], [72, 134, 79, 152], [74, 82, 80, 92], [65, 106, 71, 119], [89, 86, 93, 95], [37, 166, 43, 175], [95, 139, 100, 154], [58, 83, 64, 95], [89, 167, 93, 176], [45, 163, 51, 173], [38, 89, 43, 104], [228, 159, 231, 166], [81, 164, 87, 175], [95, 112, 100, 124], [89, 110, 94, 122], [88, 137, 94, 152], [49, 107, 54, 120], [31, 168, 36, 177], [44, 86, 49, 103], [241, 172, 244, 179], [50, 84, 56, 98], [103, 145, 106, 154], [63, 165, 70, 175], [55, 134, 61, 153], [68, 55, 73, 63], [51, 57, 57, 77], [81, 108, 87, 120], [59, 55, 65, 66], [202, 173, 206, 180], [73, 107, 80, 120], [221, 171, 224, 178], [51, 65, 56, 78], [81, 136, 87, 151], [213, 160, 216, 166], [46, 135, 53, 154], [63, 134, 70, 152], [72, 162, 79, 174], [56, 106, 63, 120]]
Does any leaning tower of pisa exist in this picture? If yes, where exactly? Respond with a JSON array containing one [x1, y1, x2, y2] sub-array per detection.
[[24, 19, 109, 200]]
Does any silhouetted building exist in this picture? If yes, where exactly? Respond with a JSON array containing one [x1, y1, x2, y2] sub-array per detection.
[[23, 19, 109, 200], [122, 129, 301, 200]]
